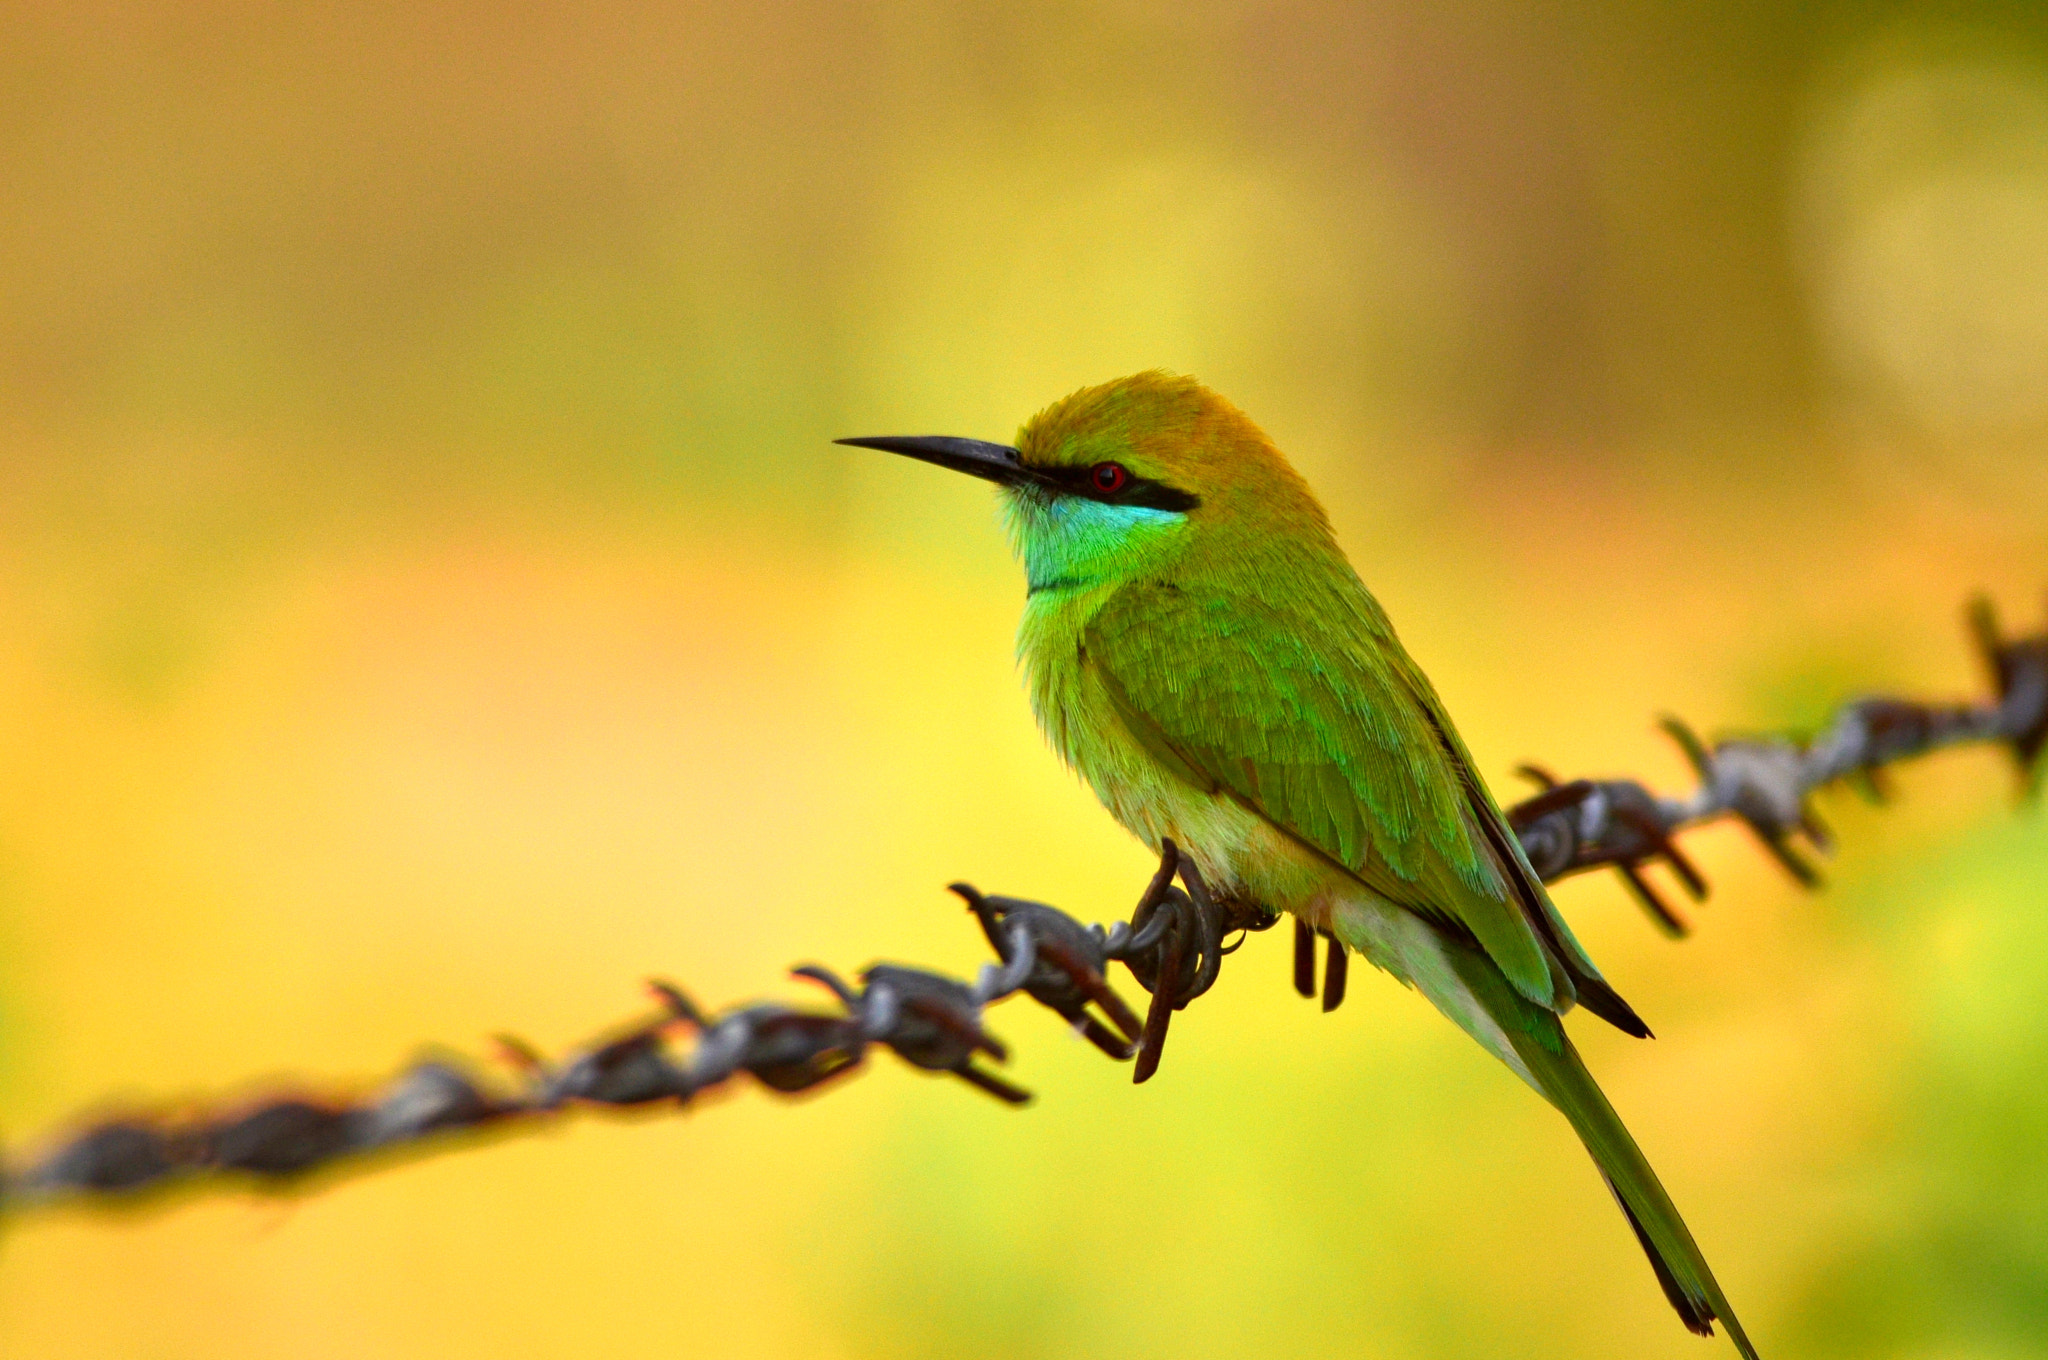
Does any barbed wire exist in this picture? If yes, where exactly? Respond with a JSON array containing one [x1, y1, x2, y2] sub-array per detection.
[[5, 594, 2042, 1214], [1504, 594, 2048, 934]]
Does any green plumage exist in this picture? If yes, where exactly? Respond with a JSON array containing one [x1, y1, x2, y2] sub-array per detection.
[[1445, 938, 1758, 1356], [1087, 576, 1560, 1004], [1083, 570, 1652, 1040], [848, 371, 1762, 1356], [1070, 493, 1756, 1354]]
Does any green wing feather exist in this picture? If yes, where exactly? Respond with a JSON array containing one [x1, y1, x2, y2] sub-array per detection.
[[1085, 577, 1641, 1034], [1083, 578, 1560, 1004]]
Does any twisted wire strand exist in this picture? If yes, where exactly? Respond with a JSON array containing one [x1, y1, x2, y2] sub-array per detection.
[[1508, 595, 2048, 933], [6, 595, 2042, 1212]]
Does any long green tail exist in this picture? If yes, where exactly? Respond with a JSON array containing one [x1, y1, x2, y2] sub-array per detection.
[[1447, 941, 1762, 1359]]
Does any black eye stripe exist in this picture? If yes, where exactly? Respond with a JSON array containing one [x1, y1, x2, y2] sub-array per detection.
[[1034, 464, 1201, 513]]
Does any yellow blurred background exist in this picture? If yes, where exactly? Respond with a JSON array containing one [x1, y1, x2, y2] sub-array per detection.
[[1, 3, 2046, 1357]]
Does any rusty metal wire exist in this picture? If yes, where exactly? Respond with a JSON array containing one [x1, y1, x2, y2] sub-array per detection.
[[5, 595, 2042, 1213], [1503, 594, 2048, 936]]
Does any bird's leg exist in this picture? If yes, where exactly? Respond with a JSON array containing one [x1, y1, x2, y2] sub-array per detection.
[[1293, 918, 1316, 999], [1318, 929, 1347, 1012]]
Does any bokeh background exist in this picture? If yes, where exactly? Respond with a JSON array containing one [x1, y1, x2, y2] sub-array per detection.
[[1, 3, 2046, 1357]]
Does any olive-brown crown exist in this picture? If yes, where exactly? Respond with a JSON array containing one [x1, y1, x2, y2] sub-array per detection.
[[1015, 371, 1332, 538]]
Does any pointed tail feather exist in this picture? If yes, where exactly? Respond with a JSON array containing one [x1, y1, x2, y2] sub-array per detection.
[[1446, 945, 1762, 1358], [1604, 1172, 1717, 1337], [1542, 1033, 1759, 1358]]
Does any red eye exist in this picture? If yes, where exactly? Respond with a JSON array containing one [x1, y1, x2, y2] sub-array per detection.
[[1091, 462, 1129, 493]]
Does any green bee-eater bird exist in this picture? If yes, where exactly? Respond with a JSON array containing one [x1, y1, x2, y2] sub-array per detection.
[[840, 372, 1758, 1357]]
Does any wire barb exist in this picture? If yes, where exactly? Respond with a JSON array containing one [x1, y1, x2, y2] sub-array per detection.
[[1503, 596, 2048, 901], [4, 594, 2042, 1215]]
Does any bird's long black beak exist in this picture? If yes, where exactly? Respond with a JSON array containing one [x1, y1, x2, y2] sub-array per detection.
[[835, 435, 1045, 490]]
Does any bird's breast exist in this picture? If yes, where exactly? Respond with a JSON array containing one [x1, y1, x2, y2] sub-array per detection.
[[1015, 586, 1334, 924]]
